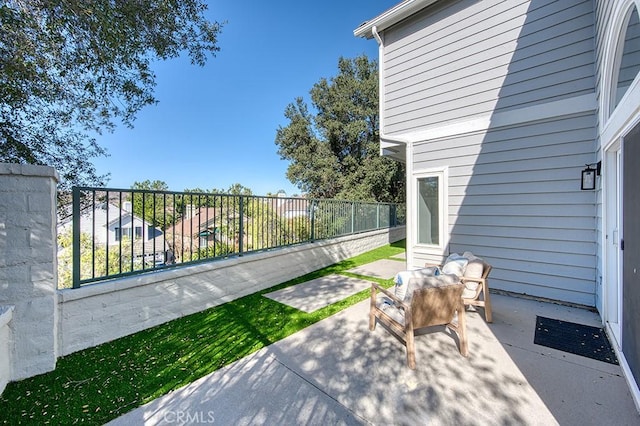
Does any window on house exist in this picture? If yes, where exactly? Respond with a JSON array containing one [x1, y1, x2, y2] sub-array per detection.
[[416, 174, 443, 246], [116, 227, 131, 241], [135, 226, 142, 239], [114, 227, 131, 241], [612, 5, 640, 113]]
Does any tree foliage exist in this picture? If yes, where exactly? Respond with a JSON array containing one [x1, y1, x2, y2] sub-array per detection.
[[1, 0, 223, 191], [57, 228, 133, 289], [275, 55, 405, 203], [130, 180, 173, 228]]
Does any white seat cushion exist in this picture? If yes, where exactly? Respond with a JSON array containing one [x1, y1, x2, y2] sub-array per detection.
[[461, 252, 484, 298], [393, 267, 439, 301], [442, 253, 468, 277]]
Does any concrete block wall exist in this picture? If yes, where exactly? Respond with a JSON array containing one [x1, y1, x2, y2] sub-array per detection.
[[58, 226, 405, 356], [0, 164, 59, 384]]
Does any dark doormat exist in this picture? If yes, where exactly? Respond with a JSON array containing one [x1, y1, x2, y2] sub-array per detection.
[[534, 316, 619, 365]]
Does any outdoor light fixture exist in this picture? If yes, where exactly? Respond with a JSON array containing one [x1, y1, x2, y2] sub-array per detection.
[[581, 161, 600, 190]]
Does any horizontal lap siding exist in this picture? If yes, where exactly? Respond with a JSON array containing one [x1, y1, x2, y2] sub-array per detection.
[[382, 0, 595, 133], [413, 112, 597, 306]]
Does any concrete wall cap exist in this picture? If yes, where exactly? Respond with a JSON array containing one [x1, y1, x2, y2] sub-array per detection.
[[0, 163, 59, 182]]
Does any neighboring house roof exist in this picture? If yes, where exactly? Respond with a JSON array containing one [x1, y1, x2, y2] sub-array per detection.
[[165, 207, 220, 237], [353, 0, 440, 38]]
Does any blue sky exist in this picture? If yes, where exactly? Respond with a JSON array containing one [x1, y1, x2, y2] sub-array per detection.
[[92, 1, 397, 196]]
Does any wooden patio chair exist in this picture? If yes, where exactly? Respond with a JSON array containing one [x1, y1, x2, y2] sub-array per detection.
[[426, 253, 493, 323], [460, 260, 493, 323], [369, 278, 468, 369]]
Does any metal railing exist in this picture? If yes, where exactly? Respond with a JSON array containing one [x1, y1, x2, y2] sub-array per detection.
[[59, 187, 405, 288]]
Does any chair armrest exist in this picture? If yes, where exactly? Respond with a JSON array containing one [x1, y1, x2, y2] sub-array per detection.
[[371, 283, 407, 308], [460, 276, 485, 284]]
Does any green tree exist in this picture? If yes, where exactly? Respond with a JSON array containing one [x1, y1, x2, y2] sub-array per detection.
[[275, 55, 405, 203], [1, 1, 223, 191], [130, 180, 174, 228], [57, 229, 133, 288]]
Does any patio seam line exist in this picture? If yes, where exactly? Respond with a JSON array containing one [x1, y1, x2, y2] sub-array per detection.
[[269, 353, 372, 425]]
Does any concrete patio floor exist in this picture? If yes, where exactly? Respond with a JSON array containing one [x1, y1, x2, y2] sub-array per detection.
[[109, 289, 640, 425]]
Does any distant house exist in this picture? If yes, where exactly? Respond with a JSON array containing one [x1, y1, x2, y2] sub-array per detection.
[[356, 0, 639, 404], [163, 207, 227, 258], [277, 197, 310, 219], [58, 201, 165, 260]]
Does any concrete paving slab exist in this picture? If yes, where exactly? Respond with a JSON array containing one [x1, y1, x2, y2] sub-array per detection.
[[346, 258, 407, 279], [272, 294, 639, 425], [108, 293, 640, 426], [391, 252, 406, 259], [263, 274, 370, 313], [107, 348, 364, 426]]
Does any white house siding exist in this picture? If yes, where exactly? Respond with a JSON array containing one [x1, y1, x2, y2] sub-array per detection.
[[382, 0, 596, 135], [380, 0, 599, 306], [411, 113, 598, 305]]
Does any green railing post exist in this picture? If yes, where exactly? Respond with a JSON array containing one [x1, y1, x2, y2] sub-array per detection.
[[238, 195, 244, 256], [310, 200, 316, 242], [391, 204, 397, 227], [72, 187, 81, 289], [351, 202, 355, 234]]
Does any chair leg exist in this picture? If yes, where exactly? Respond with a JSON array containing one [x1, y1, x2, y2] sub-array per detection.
[[483, 281, 493, 323], [406, 328, 416, 369], [369, 288, 377, 331], [369, 310, 377, 331], [457, 303, 469, 357]]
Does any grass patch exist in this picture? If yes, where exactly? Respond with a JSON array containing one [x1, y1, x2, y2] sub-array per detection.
[[0, 241, 405, 425]]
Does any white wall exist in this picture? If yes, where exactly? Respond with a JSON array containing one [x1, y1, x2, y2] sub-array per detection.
[[0, 163, 60, 384], [57, 226, 405, 356]]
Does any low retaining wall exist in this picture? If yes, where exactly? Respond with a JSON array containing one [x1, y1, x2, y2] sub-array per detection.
[[58, 226, 405, 356]]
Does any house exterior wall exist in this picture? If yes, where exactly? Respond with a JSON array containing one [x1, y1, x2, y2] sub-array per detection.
[[382, 0, 596, 135], [379, 0, 599, 306], [412, 113, 598, 305]]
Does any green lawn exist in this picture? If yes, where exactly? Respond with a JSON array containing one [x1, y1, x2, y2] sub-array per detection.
[[0, 240, 405, 425]]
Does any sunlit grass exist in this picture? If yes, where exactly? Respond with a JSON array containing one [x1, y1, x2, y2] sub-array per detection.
[[0, 240, 405, 425]]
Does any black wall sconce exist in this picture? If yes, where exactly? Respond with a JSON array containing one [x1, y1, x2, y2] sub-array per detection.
[[581, 161, 601, 190]]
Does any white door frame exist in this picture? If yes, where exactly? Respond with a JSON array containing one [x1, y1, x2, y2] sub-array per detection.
[[603, 141, 622, 345], [600, 0, 640, 343]]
